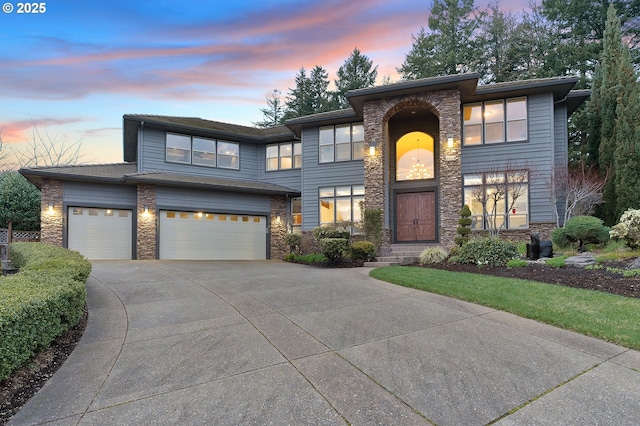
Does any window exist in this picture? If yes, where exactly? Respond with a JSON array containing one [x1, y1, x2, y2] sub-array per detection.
[[266, 142, 302, 171], [319, 123, 365, 163], [318, 185, 364, 232], [291, 197, 302, 233], [463, 97, 527, 146], [463, 171, 529, 231], [396, 131, 435, 181], [166, 133, 239, 169]]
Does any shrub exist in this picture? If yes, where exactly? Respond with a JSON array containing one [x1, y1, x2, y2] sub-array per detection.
[[455, 205, 472, 247], [553, 215, 610, 250], [419, 247, 448, 264], [285, 233, 302, 253], [351, 241, 376, 261], [319, 238, 349, 261], [361, 206, 383, 251], [1, 243, 90, 380], [312, 227, 350, 242], [610, 208, 640, 249], [457, 237, 519, 267]]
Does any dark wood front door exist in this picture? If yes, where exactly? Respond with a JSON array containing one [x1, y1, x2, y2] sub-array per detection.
[[396, 192, 436, 242]]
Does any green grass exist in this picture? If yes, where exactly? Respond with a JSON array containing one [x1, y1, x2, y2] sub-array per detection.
[[544, 255, 568, 267], [369, 266, 640, 350]]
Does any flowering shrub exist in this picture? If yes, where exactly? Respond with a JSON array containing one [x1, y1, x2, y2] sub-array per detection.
[[610, 209, 640, 249], [457, 237, 519, 267]]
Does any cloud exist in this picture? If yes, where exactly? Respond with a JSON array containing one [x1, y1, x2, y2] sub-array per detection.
[[0, 118, 87, 144]]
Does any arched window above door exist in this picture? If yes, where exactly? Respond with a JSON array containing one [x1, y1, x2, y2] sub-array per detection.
[[396, 131, 435, 181]]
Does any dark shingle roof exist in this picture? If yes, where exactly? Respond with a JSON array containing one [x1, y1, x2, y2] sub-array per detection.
[[19, 163, 136, 187]]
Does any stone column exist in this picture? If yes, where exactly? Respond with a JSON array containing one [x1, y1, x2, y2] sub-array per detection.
[[136, 184, 157, 260], [270, 195, 288, 259], [40, 179, 64, 246]]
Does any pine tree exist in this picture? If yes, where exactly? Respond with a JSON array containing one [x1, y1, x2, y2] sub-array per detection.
[[253, 89, 284, 128], [308, 65, 334, 113], [334, 48, 378, 108], [283, 68, 313, 120], [398, 0, 483, 79]]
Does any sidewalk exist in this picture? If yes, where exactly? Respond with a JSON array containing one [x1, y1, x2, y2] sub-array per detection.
[[9, 260, 640, 425]]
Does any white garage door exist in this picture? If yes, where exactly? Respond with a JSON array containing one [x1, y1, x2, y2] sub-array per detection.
[[68, 207, 132, 260], [159, 211, 267, 260]]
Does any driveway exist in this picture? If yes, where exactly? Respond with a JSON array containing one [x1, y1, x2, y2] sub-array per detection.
[[9, 261, 640, 425]]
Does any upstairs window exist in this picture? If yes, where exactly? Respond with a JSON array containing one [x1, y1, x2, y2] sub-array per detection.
[[463, 97, 527, 146], [319, 123, 365, 163], [166, 133, 239, 169], [266, 142, 302, 171]]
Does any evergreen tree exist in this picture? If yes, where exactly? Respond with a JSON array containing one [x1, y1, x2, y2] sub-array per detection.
[[398, 0, 483, 79], [308, 65, 334, 113], [283, 68, 313, 120], [613, 46, 640, 217], [334, 48, 378, 108], [597, 4, 625, 224], [476, 2, 518, 83], [0, 171, 41, 231], [253, 89, 284, 128]]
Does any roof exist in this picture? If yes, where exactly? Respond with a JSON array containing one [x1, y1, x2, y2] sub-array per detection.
[[123, 115, 295, 162], [469, 76, 580, 102], [19, 163, 299, 196]]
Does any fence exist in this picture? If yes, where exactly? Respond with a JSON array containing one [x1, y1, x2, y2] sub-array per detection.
[[1, 224, 40, 261]]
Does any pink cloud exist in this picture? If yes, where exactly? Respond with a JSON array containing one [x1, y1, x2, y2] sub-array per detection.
[[0, 118, 87, 144]]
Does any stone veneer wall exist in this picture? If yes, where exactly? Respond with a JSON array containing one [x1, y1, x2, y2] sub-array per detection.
[[270, 196, 288, 259], [488, 222, 558, 242], [363, 90, 462, 249], [40, 178, 64, 246], [136, 185, 157, 260]]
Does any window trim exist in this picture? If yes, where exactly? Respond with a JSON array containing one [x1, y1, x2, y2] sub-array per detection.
[[463, 171, 529, 230], [265, 141, 302, 171], [165, 133, 240, 170], [463, 97, 528, 146], [318, 123, 365, 163]]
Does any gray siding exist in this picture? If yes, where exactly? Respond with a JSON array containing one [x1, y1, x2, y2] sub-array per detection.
[[64, 182, 136, 207], [461, 93, 556, 223], [553, 105, 569, 224], [139, 128, 261, 181], [300, 127, 365, 229], [156, 187, 270, 215], [259, 144, 302, 191]]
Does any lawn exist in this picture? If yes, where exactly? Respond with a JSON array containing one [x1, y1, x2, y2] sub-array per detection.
[[369, 266, 640, 351]]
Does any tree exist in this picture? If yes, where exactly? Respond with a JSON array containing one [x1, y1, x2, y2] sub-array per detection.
[[398, 0, 483, 79], [0, 171, 40, 231], [334, 48, 378, 108], [254, 89, 284, 128], [547, 167, 605, 226], [0, 130, 11, 170], [10, 125, 84, 168], [283, 68, 312, 120], [476, 2, 519, 83], [307, 65, 334, 113], [613, 45, 640, 218]]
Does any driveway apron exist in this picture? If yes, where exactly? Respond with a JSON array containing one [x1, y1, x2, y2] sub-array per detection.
[[9, 260, 640, 425]]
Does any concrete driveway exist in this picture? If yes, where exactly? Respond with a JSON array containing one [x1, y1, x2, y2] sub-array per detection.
[[9, 260, 640, 425]]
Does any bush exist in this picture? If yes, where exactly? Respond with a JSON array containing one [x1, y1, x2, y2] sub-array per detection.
[[455, 205, 472, 247], [361, 207, 383, 250], [420, 247, 448, 264], [283, 253, 329, 265], [553, 215, 610, 249], [285, 233, 302, 253], [319, 238, 349, 261], [351, 241, 376, 261], [313, 227, 350, 242], [610, 208, 640, 249], [1, 243, 91, 380], [457, 237, 519, 267]]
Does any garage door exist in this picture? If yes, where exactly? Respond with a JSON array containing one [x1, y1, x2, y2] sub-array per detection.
[[68, 207, 132, 260], [159, 211, 267, 260]]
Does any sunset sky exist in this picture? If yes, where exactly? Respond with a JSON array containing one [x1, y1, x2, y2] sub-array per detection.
[[1, 0, 525, 166]]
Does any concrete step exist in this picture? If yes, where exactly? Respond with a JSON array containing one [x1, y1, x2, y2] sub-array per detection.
[[375, 255, 419, 265], [362, 261, 400, 268]]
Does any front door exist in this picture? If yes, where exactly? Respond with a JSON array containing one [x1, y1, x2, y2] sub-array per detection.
[[396, 192, 436, 242]]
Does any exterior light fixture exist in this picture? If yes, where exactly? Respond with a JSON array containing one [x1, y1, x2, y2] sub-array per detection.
[[48, 202, 54, 214], [447, 134, 454, 149], [369, 140, 377, 156], [143, 205, 149, 215]]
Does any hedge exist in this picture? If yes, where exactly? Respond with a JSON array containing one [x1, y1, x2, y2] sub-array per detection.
[[0, 243, 91, 380]]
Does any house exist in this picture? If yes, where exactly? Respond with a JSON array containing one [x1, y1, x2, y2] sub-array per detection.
[[20, 73, 589, 261]]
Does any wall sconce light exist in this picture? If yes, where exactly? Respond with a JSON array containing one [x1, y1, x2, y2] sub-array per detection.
[[48, 202, 54, 214], [447, 134, 454, 149], [143, 205, 149, 215], [275, 214, 281, 224], [369, 140, 377, 156]]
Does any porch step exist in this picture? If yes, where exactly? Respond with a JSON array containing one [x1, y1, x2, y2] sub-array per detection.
[[363, 243, 443, 267]]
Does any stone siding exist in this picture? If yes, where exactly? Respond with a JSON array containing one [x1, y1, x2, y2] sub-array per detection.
[[363, 90, 462, 250], [270, 196, 288, 259], [40, 179, 64, 246], [136, 185, 157, 260]]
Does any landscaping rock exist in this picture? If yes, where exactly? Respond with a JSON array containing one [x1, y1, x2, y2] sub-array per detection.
[[564, 252, 597, 268], [628, 257, 640, 270]]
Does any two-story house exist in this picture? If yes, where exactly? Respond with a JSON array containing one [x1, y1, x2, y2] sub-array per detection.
[[20, 73, 589, 261]]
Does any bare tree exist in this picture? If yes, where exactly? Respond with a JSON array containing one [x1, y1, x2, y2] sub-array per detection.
[[0, 129, 11, 169], [547, 167, 605, 226], [468, 164, 531, 237], [10, 125, 84, 168]]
